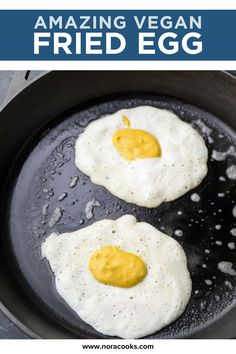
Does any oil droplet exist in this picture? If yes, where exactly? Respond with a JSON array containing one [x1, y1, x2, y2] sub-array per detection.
[[49, 207, 63, 227], [85, 199, 101, 219], [190, 193, 200, 202], [70, 176, 79, 188]]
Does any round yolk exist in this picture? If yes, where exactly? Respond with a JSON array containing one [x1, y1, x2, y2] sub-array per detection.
[[112, 115, 161, 161], [89, 246, 147, 288]]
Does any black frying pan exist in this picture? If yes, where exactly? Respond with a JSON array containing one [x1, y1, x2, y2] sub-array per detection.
[[0, 71, 236, 339]]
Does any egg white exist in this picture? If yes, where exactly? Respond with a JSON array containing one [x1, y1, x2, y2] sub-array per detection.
[[75, 106, 208, 208], [41, 215, 192, 338]]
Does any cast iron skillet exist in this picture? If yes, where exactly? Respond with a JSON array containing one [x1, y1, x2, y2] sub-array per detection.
[[0, 71, 236, 339]]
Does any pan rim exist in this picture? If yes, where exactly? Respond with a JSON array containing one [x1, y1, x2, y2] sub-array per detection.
[[1, 70, 236, 339]]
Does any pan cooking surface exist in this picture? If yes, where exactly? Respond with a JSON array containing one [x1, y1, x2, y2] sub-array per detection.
[[6, 94, 236, 338]]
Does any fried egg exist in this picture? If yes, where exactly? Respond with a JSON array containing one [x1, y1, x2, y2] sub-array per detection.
[[41, 215, 192, 338], [75, 106, 208, 208]]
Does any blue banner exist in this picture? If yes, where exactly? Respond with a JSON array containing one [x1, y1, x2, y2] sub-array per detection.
[[0, 10, 235, 60]]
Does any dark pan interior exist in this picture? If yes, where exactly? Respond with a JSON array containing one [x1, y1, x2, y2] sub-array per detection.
[[4, 93, 236, 339]]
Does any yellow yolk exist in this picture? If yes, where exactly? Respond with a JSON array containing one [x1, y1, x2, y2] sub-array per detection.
[[112, 115, 161, 161], [122, 114, 131, 128], [89, 246, 147, 288]]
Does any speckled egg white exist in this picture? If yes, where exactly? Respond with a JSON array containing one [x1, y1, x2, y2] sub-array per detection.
[[75, 106, 208, 208], [41, 215, 192, 339]]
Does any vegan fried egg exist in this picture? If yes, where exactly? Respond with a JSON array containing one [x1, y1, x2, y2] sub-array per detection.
[[41, 215, 192, 338], [75, 106, 208, 208]]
